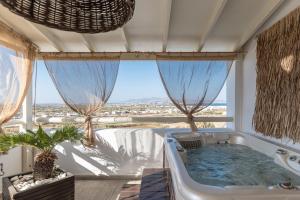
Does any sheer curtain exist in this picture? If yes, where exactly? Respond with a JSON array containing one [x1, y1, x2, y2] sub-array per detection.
[[157, 58, 232, 132], [44, 59, 120, 145], [0, 21, 36, 134]]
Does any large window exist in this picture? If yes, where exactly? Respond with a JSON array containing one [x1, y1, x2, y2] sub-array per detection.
[[32, 60, 231, 130]]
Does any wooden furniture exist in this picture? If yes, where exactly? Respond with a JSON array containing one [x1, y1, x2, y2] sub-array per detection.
[[119, 168, 175, 200]]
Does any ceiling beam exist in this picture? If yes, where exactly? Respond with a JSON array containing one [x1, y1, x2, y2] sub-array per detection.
[[234, 0, 284, 51], [0, 16, 31, 41], [38, 51, 241, 61], [80, 34, 95, 52], [198, 0, 228, 51], [162, 0, 173, 52], [120, 28, 130, 51], [0, 16, 11, 28], [26, 22, 64, 52], [0, 16, 37, 50]]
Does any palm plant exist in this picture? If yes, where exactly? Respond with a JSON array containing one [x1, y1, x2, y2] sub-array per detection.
[[0, 125, 83, 180]]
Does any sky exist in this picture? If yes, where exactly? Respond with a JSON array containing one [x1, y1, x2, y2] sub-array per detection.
[[34, 60, 226, 104]]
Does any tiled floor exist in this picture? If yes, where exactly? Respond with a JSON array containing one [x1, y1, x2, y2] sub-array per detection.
[[76, 169, 173, 200], [118, 184, 140, 200], [0, 180, 138, 200], [75, 180, 140, 200], [2, 170, 171, 200]]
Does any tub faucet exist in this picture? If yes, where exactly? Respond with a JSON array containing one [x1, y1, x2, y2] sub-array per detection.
[[279, 180, 296, 190], [276, 149, 287, 155]]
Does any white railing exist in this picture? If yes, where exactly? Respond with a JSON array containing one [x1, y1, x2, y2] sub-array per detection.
[[3, 116, 233, 127], [131, 116, 233, 123], [3, 116, 234, 132], [2, 119, 25, 132]]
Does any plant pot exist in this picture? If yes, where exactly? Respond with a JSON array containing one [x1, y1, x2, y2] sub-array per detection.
[[2, 171, 74, 200]]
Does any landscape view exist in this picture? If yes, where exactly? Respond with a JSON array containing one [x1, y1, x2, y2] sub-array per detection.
[[4, 61, 228, 132], [33, 98, 227, 130], [5, 98, 227, 134]]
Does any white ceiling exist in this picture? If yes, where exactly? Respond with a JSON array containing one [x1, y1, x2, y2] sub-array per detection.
[[0, 0, 284, 53]]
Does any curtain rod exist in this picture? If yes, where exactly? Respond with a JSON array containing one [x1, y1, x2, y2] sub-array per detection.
[[38, 52, 243, 61]]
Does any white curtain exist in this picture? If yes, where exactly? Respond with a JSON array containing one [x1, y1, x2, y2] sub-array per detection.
[[0, 21, 36, 134], [44, 59, 120, 145], [157, 58, 232, 132]]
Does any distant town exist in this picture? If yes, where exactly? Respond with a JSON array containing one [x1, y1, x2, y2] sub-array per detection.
[[7, 98, 227, 132]]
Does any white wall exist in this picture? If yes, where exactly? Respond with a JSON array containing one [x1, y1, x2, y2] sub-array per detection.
[[56, 128, 167, 177], [0, 148, 22, 192], [238, 0, 300, 149]]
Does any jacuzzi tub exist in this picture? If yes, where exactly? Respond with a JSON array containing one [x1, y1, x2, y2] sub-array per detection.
[[165, 131, 300, 200]]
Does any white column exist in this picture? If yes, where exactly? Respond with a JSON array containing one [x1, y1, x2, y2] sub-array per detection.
[[234, 59, 244, 132], [22, 84, 33, 131], [21, 83, 34, 172], [226, 62, 236, 130], [227, 59, 244, 131]]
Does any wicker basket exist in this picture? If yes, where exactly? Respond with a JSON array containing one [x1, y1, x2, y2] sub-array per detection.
[[0, 0, 135, 33]]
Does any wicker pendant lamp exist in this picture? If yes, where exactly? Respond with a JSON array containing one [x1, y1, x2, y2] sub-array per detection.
[[0, 0, 135, 33]]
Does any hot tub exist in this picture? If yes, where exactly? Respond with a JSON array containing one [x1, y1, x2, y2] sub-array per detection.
[[165, 131, 300, 200]]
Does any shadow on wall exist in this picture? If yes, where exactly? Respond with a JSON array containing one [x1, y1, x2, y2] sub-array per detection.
[[55, 128, 165, 176]]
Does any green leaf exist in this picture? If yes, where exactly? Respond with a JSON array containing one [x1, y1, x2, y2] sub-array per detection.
[[35, 126, 52, 150], [0, 125, 82, 153], [51, 125, 83, 148]]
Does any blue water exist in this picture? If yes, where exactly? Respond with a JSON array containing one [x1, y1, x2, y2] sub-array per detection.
[[185, 144, 300, 187], [211, 103, 226, 106]]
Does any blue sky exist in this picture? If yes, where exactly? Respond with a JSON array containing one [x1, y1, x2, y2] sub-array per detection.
[[34, 60, 226, 104]]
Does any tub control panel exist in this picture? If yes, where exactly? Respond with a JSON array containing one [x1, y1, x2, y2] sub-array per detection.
[[0, 163, 4, 176], [287, 155, 300, 172], [275, 148, 300, 175]]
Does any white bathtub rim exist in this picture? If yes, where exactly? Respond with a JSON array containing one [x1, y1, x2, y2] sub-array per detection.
[[165, 131, 300, 200]]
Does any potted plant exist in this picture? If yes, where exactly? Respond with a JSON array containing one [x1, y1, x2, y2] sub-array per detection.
[[0, 125, 83, 200]]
